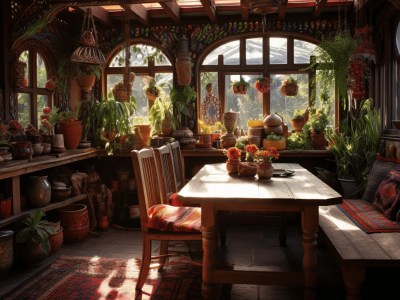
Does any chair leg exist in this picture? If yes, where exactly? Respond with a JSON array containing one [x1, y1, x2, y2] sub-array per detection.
[[279, 212, 287, 246], [158, 240, 169, 271], [135, 236, 152, 291]]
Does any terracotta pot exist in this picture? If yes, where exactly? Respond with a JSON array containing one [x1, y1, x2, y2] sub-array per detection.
[[280, 82, 299, 96], [11, 141, 32, 160], [161, 117, 173, 137], [77, 75, 96, 92], [226, 159, 240, 175], [57, 121, 82, 150], [175, 36, 192, 86], [291, 118, 306, 132], [0, 230, 13, 276], [134, 124, 152, 150], [310, 132, 326, 150], [58, 204, 90, 242], [98, 216, 109, 231], [232, 84, 247, 94], [221, 133, 236, 148], [0, 197, 12, 219], [49, 227, 63, 254], [263, 139, 286, 150], [257, 162, 274, 180]]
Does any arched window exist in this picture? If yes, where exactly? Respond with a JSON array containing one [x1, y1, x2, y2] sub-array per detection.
[[105, 42, 173, 117], [14, 42, 54, 128], [198, 35, 325, 132]]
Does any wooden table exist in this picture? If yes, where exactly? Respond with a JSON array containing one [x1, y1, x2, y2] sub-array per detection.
[[178, 163, 342, 299]]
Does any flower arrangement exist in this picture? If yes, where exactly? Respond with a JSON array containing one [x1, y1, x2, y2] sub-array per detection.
[[224, 146, 242, 160], [254, 77, 271, 93], [244, 144, 258, 162], [255, 147, 279, 164]]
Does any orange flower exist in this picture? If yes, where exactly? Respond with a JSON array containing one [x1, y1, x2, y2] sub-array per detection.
[[224, 147, 242, 160], [245, 144, 259, 155], [255, 147, 279, 163]]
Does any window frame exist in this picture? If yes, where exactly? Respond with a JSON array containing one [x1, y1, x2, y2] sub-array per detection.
[[196, 33, 321, 133]]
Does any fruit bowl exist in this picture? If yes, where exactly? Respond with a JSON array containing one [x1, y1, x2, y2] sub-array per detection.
[[238, 162, 257, 177]]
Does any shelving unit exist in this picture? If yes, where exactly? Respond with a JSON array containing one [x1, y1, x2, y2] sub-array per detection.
[[0, 149, 97, 228]]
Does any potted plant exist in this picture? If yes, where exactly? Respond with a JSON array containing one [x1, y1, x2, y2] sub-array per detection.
[[291, 109, 308, 132], [170, 85, 196, 130], [286, 131, 312, 150], [148, 91, 174, 137], [112, 72, 135, 102], [143, 76, 161, 102], [231, 77, 250, 94], [263, 133, 286, 150], [254, 77, 271, 94], [132, 115, 152, 150], [86, 98, 135, 155], [327, 98, 381, 197], [280, 75, 299, 96], [15, 210, 55, 265]]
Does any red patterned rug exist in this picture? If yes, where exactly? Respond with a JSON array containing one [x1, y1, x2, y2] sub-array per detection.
[[339, 199, 400, 233], [4, 255, 230, 300]]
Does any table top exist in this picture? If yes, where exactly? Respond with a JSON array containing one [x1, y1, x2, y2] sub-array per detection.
[[178, 163, 342, 206]]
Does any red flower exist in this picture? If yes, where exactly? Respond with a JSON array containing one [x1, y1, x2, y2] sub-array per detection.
[[245, 144, 259, 155], [224, 147, 242, 160], [255, 147, 279, 163], [254, 78, 271, 93]]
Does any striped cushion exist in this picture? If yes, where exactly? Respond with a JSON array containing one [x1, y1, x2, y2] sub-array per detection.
[[168, 192, 184, 206], [148, 204, 201, 232]]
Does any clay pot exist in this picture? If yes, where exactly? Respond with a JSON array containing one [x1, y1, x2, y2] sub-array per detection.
[[12, 141, 32, 160], [221, 133, 237, 148], [26, 176, 51, 208], [226, 159, 240, 175], [263, 113, 283, 127], [223, 112, 238, 134], [280, 82, 299, 96], [291, 118, 306, 132], [311, 132, 326, 150], [0, 230, 13, 276], [257, 162, 274, 180], [134, 124, 152, 150], [175, 36, 192, 86], [49, 227, 63, 254], [263, 139, 286, 150], [58, 204, 90, 242], [0, 197, 12, 219], [57, 121, 83, 150], [77, 75, 96, 92]]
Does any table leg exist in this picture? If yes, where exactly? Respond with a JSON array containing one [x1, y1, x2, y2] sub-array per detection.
[[301, 205, 318, 299], [202, 203, 217, 300]]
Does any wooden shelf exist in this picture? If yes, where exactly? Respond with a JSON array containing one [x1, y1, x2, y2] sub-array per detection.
[[0, 194, 87, 228]]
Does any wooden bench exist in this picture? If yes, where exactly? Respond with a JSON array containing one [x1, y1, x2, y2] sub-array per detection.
[[318, 132, 400, 300]]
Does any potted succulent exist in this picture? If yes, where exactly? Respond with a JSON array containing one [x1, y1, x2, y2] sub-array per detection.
[[231, 77, 250, 95], [280, 75, 299, 96], [15, 210, 55, 265]]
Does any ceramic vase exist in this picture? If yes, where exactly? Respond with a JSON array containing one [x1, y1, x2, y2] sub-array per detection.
[[226, 159, 240, 175], [26, 176, 51, 207], [257, 162, 274, 180], [223, 112, 238, 134]]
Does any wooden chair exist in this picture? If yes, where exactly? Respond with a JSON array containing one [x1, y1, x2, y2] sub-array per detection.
[[154, 145, 178, 201], [167, 141, 185, 190], [130, 148, 202, 291]]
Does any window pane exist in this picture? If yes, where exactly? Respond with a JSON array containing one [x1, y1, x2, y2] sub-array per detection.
[[200, 72, 220, 127], [19, 51, 29, 86], [225, 74, 263, 131], [246, 38, 263, 65], [37, 94, 49, 128], [36, 53, 48, 88], [294, 40, 316, 64], [203, 40, 240, 65], [270, 74, 309, 131], [109, 49, 126, 67], [270, 38, 287, 64], [131, 74, 149, 117], [155, 72, 173, 95], [17, 93, 31, 127], [131, 44, 171, 66]]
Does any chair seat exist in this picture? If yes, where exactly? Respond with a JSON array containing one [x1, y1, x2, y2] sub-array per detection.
[[148, 204, 201, 232]]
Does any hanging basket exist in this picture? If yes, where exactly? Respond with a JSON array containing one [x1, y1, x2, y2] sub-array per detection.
[[280, 82, 299, 97], [112, 83, 131, 102], [232, 84, 247, 95], [146, 91, 158, 102]]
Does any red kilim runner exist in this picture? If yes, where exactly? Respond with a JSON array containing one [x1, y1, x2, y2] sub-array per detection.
[[4, 255, 229, 300], [339, 199, 400, 233]]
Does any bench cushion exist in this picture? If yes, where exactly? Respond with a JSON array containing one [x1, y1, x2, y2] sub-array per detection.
[[373, 169, 400, 221], [362, 160, 397, 203]]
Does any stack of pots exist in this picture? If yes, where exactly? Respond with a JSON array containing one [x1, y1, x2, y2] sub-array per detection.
[[247, 119, 264, 148], [263, 113, 287, 150]]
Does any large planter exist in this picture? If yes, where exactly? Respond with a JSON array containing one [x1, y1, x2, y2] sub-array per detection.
[[134, 124, 152, 150], [0, 230, 13, 276], [26, 176, 51, 208], [58, 204, 90, 242], [338, 178, 360, 199], [57, 121, 83, 150]]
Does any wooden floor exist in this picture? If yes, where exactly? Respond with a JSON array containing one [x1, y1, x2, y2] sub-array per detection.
[[0, 219, 396, 299]]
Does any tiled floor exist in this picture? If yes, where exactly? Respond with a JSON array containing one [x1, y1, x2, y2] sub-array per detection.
[[0, 219, 396, 299]]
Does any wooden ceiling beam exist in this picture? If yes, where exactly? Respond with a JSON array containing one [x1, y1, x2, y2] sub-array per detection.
[[159, 0, 181, 24], [278, 0, 288, 20], [314, 0, 328, 18], [121, 4, 149, 26], [78, 6, 112, 27], [200, 0, 217, 23]]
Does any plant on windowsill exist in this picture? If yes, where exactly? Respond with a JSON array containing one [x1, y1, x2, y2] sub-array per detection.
[[170, 85, 197, 130], [143, 76, 161, 102], [231, 77, 250, 95], [291, 108, 309, 132], [263, 133, 286, 150], [148, 90, 174, 137]]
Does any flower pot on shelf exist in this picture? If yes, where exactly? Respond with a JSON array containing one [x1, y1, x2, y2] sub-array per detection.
[[133, 124, 152, 150], [257, 162, 274, 180], [291, 118, 306, 132], [57, 121, 83, 150], [310, 132, 326, 150], [263, 139, 286, 150], [0, 197, 12, 219], [226, 158, 240, 175]]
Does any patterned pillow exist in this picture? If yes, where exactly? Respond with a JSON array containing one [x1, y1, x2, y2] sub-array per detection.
[[373, 170, 400, 221], [148, 204, 201, 232], [362, 160, 397, 203]]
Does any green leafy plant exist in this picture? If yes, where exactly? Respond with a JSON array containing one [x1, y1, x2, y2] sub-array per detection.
[[327, 98, 381, 190], [144, 77, 161, 97], [15, 210, 55, 253], [286, 132, 312, 150], [265, 133, 285, 140], [292, 109, 306, 120], [283, 75, 298, 85], [148, 91, 173, 135], [170, 85, 196, 129], [231, 77, 250, 89]]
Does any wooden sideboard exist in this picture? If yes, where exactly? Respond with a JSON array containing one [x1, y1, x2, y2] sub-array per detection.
[[0, 148, 97, 228]]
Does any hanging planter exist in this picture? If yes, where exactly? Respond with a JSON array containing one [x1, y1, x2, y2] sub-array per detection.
[[280, 76, 298, 97], [231, 78, 250, 95], [175, 36, 192, 86], [112, 82, 131, 102], [254, 77, 271, 93]]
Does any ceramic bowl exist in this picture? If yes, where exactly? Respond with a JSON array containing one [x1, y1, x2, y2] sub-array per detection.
[[51, 186, 72, 202], [32, 145, 44, 156], [42, 143, 52, 154], [392, 120, 400, 130]]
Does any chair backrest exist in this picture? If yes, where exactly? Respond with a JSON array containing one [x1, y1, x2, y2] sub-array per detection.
[[154, 145, 178, 199], [168, 141, 185, 190], [131, 148, 166, 231]]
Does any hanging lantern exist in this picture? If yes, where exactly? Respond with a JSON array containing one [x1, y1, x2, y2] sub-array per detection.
[[70, 8, 106, 65]]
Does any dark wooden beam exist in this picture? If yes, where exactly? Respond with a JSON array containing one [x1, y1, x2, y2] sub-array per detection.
[[200, 0, 217, 23], [241, 0, 249, 21], [278, 0, 288, 20], [121, 4, 149, 26], [78, 6, 112, 27], [159, 0, 181, 24], [314, 0, 328, 18]]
